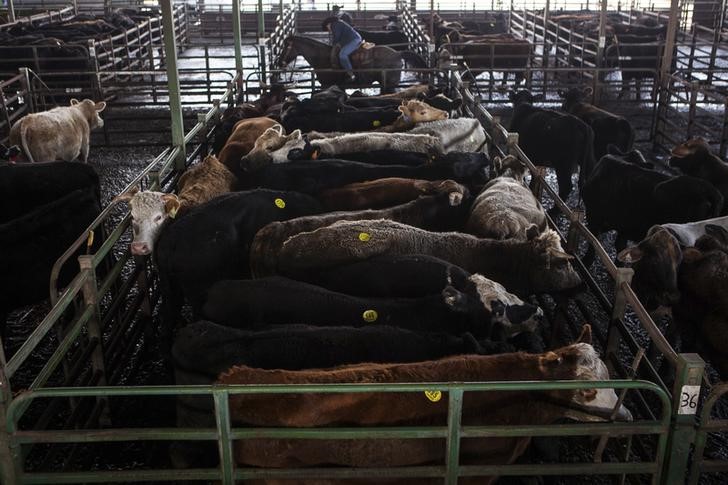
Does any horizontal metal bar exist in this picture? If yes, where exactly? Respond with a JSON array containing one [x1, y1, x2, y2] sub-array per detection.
[[459, 461, 659, 476]]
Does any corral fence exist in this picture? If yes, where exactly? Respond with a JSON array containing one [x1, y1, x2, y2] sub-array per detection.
[[0, 65, 715, 485], [0, 4, 75, 28], [0, 2, 189, 143], [0, 64, 689, 484]]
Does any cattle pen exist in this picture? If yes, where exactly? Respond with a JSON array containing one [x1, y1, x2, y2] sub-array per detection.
[[1, 0, 728, 484]]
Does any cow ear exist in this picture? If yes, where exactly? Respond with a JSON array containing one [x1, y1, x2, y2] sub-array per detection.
[[95, 101, 106, 112], [491, 300, 506, 318], [287, 129, 302, 141], [398, 103, 410, 116], [442, 286, 468, 312], [112, 186, 139, 204], [161, 193, 181, 218], [70, 98, 79, 105], [576, 324, 592, 344], [525, 224, 540, 240], [617, 246, 643, 264], [539, 351, 563, 367], [271, 124, 284, 136], [706, 224, 728, 244]]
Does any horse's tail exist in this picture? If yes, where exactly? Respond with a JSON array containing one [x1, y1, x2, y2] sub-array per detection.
[[400, 50, 428, 69]]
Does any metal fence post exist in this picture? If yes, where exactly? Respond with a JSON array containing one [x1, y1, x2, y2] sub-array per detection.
[[0, 352, 21, 485], [7, 0, 15, 23], [663, 353, 705, 485], [161, 0, 186, 170], [565, 210, 584, 253], [605, 268, 633, 374], [258, 0, 266, 39], [78, 255, 111, 426], [19, 67, 34, 114], [232, 0, 243, 76]]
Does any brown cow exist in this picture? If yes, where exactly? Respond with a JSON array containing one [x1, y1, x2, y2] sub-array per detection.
[[318, 178, 463, 211], [375, 99, 448, 133], [218, 117, 282, 172], [466, 155, 547, 240], [218, 326, 631, 479], [114, 155, 236, 255], [250, 185, 469, 277], [438, 33, 532, 86], [276, 219, 581, 296], [9, 98, 106, 163]]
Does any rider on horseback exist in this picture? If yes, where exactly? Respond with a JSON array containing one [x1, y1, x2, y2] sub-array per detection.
[[322, 16, 361, 83]]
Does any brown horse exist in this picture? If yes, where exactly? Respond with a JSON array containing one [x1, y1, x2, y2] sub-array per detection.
[[279, 35, 428, 94]]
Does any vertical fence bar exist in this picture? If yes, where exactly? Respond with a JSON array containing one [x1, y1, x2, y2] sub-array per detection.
[[161, 0, 186, 170], [258, 0, 266, 39], [233, 0, 243, 76], [78, 255, 111, 426], [663, 353, 705, 485], [445, 388, 463, 485], [0, 352, 19, 485], [213, 390, 235, 485], [7, 0, 15, 23]]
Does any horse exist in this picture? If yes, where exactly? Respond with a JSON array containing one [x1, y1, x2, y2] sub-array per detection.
[[279, 35, 428, 94]]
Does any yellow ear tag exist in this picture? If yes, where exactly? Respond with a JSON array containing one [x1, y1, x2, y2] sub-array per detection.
[[358, 232, 370, 242], [274, 198, 286, 209], [372, 120, 381, 127], [424, 390, 442, 402], [168, 205, 178, 219], [362, 309, 378, 323], [86, 230, 95, 248]]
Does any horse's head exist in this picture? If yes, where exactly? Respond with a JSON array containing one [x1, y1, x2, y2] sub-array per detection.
[[280, 36, 298, 65]]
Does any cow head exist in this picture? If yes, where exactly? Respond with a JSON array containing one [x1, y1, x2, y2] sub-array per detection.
[[398, 99, 448, 124], [606, 144, 653, 169], [669, 137, 717, 177], [493, 155, 527, 182], [70, 98, 106, 129], [466, 274, 543, 336], [421, 93, 462, 113], [696, 224, 728, 253], [558, 87, 592, 112], [241, 125, 299, 171], [525, 229, 582, 293], [617, 226, 682, 310], [113, 189, 180, 256], [508, 90, 543, 106], [534, 326, 632, 422]]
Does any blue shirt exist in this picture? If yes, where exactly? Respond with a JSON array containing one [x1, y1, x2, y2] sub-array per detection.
[[330, 20, 361, 46]]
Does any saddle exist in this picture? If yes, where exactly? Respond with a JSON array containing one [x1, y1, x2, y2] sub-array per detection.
[[331, 41, 377, 69]]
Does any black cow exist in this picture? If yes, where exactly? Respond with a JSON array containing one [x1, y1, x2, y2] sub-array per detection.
[[559, 87, 635, 160], [583, 155, 724, 263], [355, 29, 410, 50], [155, 190, 323, 335], [670, 137, 728, 215], [281, 100, 400, 133], [236, 157, 490, 192], [0, 162, 100, 224], [604, 40, 669, 99], [201, 276, 497, 336], [292, 254, 472, 297], [1, 186, 101, 337], [508, 90, 596, 201]]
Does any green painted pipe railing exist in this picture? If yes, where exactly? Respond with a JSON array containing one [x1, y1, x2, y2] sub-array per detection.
[[5, 380, 670, 485]]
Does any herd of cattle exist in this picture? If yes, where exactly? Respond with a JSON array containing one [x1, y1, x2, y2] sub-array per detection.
[[3, 73, 728, 474], [419, 11, 668, 96], [0, 8, 161, 85]]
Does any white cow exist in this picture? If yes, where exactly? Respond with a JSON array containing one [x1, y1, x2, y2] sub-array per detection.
[[9, 98, 106, 163]]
